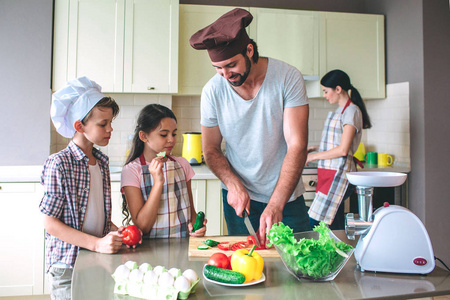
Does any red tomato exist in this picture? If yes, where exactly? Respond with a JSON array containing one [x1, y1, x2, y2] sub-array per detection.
[[207, 252, 231, 269], [217, 242, 231, 251], [122, 225, 141, 246], [247, 235, 267, 250]]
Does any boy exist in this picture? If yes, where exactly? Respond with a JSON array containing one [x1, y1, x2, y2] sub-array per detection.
[[40, 77, 122, 299]]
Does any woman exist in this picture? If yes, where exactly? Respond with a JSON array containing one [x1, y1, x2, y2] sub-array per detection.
[[307, 70, 371, 230]]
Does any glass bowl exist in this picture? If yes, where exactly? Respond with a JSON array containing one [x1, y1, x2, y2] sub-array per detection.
[[274, 230, 354, 281]]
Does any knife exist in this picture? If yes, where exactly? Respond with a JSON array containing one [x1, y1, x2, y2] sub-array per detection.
[[242, 210, 261, 248]]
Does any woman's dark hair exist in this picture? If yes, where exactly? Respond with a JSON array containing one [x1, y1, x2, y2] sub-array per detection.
[[242, 39, 259, 63], [321, 69, 372, 129], [121, 103, 177, 225]]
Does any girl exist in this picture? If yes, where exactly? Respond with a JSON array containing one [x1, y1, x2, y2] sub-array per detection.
[[307, 70, 371, 230], [121, 104, 206, 237]]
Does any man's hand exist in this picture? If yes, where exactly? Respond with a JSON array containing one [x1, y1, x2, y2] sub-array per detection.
[[257, 204, 283, 247], [227, 184, 251, 217]]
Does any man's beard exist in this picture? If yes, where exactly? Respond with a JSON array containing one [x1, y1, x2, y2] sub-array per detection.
[[228, 55, 252, 87]]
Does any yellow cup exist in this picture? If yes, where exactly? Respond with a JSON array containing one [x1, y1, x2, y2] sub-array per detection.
[[378, 153, 393, 166]]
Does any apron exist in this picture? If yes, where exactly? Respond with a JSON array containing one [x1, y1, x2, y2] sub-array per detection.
[[139, 154, 191, 238], [308, 100, 359, 225]]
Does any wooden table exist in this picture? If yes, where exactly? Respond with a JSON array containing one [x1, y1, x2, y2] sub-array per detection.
[[72, 231, 450, 299]]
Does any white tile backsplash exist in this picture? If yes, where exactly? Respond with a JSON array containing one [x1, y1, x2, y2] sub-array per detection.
[[50, 82, 410, 165]]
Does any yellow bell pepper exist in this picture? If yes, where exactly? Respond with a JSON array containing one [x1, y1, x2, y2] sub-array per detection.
[[230, 245, 264, 283]]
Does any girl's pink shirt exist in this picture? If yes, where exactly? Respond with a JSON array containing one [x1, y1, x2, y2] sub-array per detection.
[[120, 156, 195, 193]]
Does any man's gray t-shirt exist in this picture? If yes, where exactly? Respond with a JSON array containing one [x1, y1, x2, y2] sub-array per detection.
[[201, 58, 308, 203]]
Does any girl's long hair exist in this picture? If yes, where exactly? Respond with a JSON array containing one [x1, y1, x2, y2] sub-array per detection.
[[321, 69, 372, 129], [121, 104, 177, 226]]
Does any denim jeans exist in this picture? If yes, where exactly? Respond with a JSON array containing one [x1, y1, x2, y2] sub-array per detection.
[[48, 263, 72, 300], [222, 189, 311, 235], [309, 184, 355, 230]]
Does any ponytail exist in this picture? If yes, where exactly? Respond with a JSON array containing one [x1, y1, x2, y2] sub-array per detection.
[[321, 70, 372, 129]]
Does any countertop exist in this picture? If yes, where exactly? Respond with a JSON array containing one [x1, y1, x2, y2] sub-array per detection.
[[0, 162, 410, 183], [72, 230, 450, 300]]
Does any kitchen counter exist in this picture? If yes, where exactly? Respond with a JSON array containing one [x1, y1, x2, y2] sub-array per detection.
[[0, 162, 410, 183], [72, 231, 450, 300]]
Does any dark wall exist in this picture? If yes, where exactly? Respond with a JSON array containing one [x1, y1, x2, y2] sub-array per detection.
[[422, 0, 450, 267], [0, 0, 53, 165], [180, 0, 365, 13]]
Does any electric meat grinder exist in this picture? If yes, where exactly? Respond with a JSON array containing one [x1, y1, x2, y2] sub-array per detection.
[[345, 172, 435, 274]]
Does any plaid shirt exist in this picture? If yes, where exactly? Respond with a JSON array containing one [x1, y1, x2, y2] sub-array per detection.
[[39, 141, 112, 272]]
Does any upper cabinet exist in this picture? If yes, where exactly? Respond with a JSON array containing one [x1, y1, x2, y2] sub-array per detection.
[[178, 5, 247, 95], [52, 0, 179, 93], [319, 12, 385, 99], [249, 8, 319, 78]]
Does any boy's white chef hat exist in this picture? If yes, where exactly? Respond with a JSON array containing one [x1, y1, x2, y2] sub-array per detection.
[[51, 76, 105, 138]]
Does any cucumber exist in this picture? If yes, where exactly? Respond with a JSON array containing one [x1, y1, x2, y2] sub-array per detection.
[[191, 211, 205, 232], [203, 239, 220, 247], [197, 245, 210, 250], [203, 265, 245, 284]]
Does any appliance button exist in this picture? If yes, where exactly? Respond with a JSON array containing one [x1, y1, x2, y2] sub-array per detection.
[[383, 202, 390, 207], [308, 181, 316, 187], [413, 257, 428, 266]]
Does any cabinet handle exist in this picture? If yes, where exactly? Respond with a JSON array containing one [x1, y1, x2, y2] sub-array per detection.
[[0, 186, 2, 190], [147, 86, 155, 90]]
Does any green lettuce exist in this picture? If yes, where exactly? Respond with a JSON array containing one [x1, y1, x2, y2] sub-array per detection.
[[267, 222, 353, 278]]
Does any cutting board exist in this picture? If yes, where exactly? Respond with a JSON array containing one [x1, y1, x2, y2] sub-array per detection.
[[188, 236, 280, 258]]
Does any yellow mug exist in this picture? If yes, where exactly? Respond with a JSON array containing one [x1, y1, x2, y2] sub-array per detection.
[[378, 153, 393, 166]]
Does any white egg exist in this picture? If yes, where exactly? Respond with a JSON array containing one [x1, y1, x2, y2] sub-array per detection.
[[158, 272, 174, 288], [174, 276, 191, 292], [143, 270, 158, 285], [139, 262, 152, 273], [168, 267, 181, 278], [124, 260, 138, 270], [112, 264, 130, 282], [128, 269, 144, 283], [182, 269, 198, 283], [153, 265, 165, 276]]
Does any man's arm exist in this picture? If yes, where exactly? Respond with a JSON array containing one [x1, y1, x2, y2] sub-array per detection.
[[258, 104, 309, 245], [201, 125, 250, 217]]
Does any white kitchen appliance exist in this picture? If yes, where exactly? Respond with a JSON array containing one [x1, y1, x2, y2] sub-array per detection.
[[345, 172, 435, 274]]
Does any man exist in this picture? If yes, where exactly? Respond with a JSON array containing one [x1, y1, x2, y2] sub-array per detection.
[[190, 8, 310, 246]]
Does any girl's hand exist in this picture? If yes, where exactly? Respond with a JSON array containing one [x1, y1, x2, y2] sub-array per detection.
[[188, 218, 207, 237], [149, 157, 165, 184]]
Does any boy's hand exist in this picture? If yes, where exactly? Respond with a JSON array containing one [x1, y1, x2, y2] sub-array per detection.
[[188, 218, 207, 237], [95, 231, 123, 254]]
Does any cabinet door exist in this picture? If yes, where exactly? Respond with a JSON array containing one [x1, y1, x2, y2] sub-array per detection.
[[320, 12, 385, 99], [0, 183, 45, 296], [249, 8, 319, 77], [178, 5, 245, 95], [53, 0, 125, 92], [123, 0, 179, 93]]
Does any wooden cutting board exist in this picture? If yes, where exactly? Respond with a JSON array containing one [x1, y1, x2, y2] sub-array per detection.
[[188, 236, 280, 258]]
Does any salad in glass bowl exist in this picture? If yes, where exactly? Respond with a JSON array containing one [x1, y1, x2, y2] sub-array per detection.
[[267, 222, 354, 281]]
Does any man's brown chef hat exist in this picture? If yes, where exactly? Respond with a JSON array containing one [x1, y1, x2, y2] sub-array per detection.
[[189, 8, 253, 62]]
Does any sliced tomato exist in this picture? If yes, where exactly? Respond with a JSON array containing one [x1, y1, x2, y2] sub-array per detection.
[[217, 242, 231, 251], [247, 235, 267, 250], [230, 241, 247, 251]]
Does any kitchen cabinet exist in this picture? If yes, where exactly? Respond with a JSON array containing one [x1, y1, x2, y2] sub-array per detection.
[[248, 8, 320, 78], [178, 5, 247, 95], [53, 0, 179, 94], [0, 183, 45, 297], [191, 179, 225, 235], [319, 12, 385, 99]]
